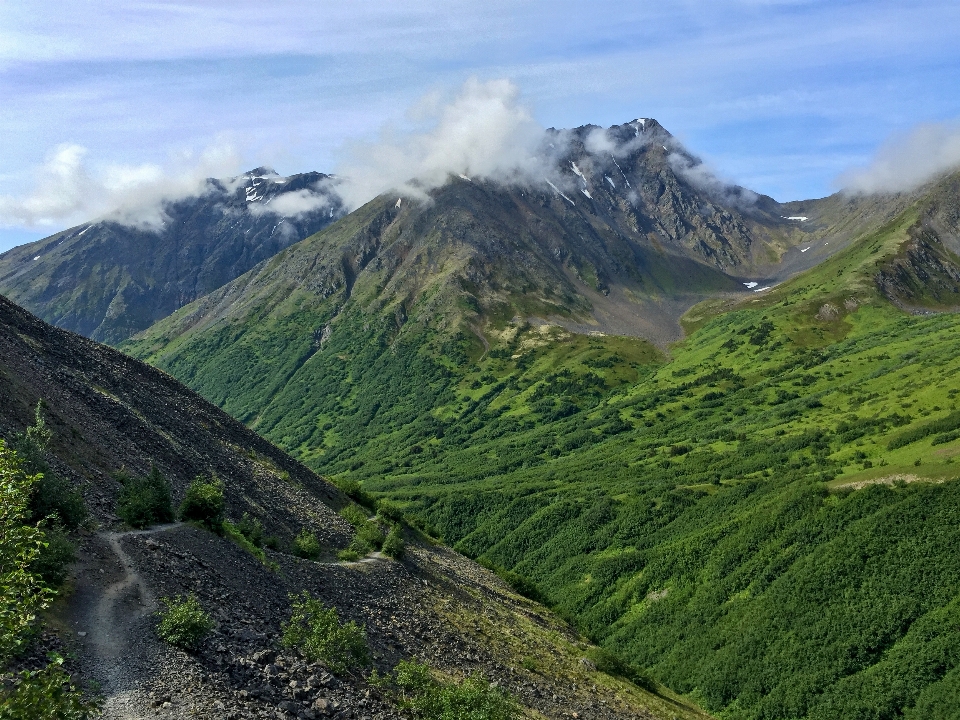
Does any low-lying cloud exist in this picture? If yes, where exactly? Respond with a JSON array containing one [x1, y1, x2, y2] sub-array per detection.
[[0, 141, 243, 230], [334, 78, 559, 210], [839, 120, 960, 194], [248, 184, 337, 218], [668, 151, 758, 208]]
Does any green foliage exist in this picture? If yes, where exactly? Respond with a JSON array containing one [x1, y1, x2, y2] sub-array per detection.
[[280, 593, 368, 674], [381, 525, 405, 559], [236, 512, 263, 547], [292, 529, 322, 560], [116, 465, 174, 529], [353, 521, 385, 553], [0, 441, 51, 664], [337, 549, 361, 562], [477, 559, 543, 604], [0, 442, 96, 717], [377, 499, 405, 523], [340, 505, 384, 554], [373, 660, 520, 720], [128, 187, 960, 718], [222, 520, 277, 570], [156, 594, 213, 651], [339, 504, 368, 528], [14, 404, 86, 531], [178, 477, 224, 534], [29, 527, 74, 588], [0, 656, 101, 720], [586, 647, 655, 692]]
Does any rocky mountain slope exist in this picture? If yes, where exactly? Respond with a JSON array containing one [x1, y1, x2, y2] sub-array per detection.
[[0, 293, 707, 720], [0, 168, 344, 344]]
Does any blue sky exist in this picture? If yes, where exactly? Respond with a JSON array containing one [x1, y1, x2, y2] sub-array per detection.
[[1, 0, 960, 251]]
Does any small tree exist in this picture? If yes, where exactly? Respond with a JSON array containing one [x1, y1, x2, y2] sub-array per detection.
[[117, 465, 174, 529], [382, 525, 405, 559], [281, 593, 368, 674], [292, 529, 322, 560], [178, 477, 224, 534], [156, 595, 214, 651]]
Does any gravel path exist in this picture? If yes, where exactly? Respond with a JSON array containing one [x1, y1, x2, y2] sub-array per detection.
[[70, 524, 182, 719]]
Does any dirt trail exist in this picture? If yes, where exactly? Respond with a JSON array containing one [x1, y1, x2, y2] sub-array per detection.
[[70, 524, 182, 719]]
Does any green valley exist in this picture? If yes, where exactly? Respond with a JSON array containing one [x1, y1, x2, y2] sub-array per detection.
[[122, 155, 960, 718]]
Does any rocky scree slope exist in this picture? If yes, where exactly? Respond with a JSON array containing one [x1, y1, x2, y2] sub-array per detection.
[[0, 168, 344, 344], [0, 293, 706, 720]]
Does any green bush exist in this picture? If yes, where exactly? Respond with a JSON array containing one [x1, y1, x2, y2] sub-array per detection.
[[373, 660, 520, 719], [354, 521, 385, 552], [586, 647, 655, 691], [116, 466, 174, 529], [0, 656, 101, 720], [292, 529, 322, 560], [236, 512, 264, 547], [156, 594, 213, 651], [0, 441, 99, 717], [15, 403, 87, 530], [29, 473, 87, 531], [280, 593, 368, 674], [377, 499, 405, 523], [339, 504, 368, 528], [337, 549, 361, 562], [382, 525, 405, 559], [29, 526, 75, 587], [178, 477, 224, 534]]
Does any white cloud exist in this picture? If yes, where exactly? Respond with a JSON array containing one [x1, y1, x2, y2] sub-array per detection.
[[249, 186, 335, 218], [333, 78, 563, 210], [0, 140, 243, 230], [838, 120, 960, 194], [668, 150, 758, 207]]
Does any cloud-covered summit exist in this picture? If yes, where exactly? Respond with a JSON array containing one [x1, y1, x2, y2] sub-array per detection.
[[839, 120, 960, 194]]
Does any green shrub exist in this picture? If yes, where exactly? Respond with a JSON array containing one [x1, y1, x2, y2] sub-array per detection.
[[376, 499, 405, 523], [223, 520, 277, 570], [29, 473, 87, 531], [337, 549, 361, 562], [382, 525, 405, 559], [354, 521, 385, 552], [15, 403, 87, 530], [0, 442, 98, 717], [178, 477, 224, 534], [116, 466, 173, 529], [339, 504, 368, 528], [586, 647, 655, 691], [236, 512, 264, 547], [264, 534, 281, 551], [30, 526, 75, 587], [280, 593, 368, 674], [374, 660, 520, 719], [156, 594, 213, 651], [292, 529, 322, 560], [0, 655, 101, 720]]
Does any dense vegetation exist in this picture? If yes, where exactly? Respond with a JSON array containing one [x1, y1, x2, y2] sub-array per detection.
[[125, 177, 960, 718], [0, 441, 99, 717]]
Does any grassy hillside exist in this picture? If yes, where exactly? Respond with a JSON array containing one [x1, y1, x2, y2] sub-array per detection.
[[123, 172, 960, 719]]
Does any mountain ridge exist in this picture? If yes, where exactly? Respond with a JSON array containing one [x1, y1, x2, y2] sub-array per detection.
[[0, 168, 345, 343]]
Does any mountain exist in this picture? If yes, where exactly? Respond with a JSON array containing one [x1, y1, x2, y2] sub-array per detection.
[[0, 168, 345, 344], [122, 143, 960, 720], [0, 294, 706, 720]]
